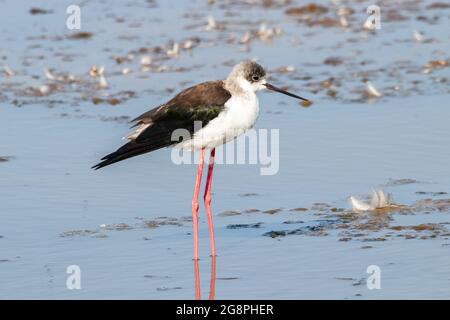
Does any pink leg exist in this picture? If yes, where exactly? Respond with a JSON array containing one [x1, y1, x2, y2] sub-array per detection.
[[192, 149, 205, 260], [203, 148, 216, 257], [194, 259, 201, 300]]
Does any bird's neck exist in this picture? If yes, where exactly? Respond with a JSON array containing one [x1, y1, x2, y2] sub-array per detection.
[[224, 78, 255, 99]]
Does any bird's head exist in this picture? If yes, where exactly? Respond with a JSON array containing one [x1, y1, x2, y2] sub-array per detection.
[[226, 60, 309, 102]]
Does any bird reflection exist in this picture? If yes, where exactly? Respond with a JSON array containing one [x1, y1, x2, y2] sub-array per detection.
[[193, 256, 216, 300]]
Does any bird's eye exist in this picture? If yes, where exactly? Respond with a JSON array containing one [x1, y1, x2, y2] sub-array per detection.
[[252, 75, 260, 82]]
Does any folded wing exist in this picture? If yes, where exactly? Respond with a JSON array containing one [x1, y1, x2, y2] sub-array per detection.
[[92, 81, 231, 169]]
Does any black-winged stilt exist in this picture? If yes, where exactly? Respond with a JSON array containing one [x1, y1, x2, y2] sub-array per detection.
[[93, 60, 309, 260]]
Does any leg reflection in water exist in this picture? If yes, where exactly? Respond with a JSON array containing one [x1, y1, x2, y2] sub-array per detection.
[[193, 256, 217, 300]]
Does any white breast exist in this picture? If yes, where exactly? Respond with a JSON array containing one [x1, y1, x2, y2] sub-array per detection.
[[179, 93, 260, 150]]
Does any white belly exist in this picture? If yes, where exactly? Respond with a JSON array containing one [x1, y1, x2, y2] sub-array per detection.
[[178, 93, 260, 150]]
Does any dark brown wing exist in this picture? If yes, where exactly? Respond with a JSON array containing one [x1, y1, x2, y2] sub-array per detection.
[[92, 81, 231, 169], [131, 80, 231, 125]]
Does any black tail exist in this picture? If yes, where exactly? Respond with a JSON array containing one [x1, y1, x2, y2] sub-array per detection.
[[92, 140, 172, 170], [92, 119, 192, 170]]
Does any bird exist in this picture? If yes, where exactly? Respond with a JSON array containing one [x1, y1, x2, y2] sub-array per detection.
[[93, 60, 309, 260]]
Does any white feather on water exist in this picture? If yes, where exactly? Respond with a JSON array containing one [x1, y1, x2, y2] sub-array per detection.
[[166, 43, 179, 57], [349, 196, 373, 212], [366, 81, 382, 98], [44, 68, 56, 80], [349, 189, 391, 212], [204, 15, 216, 31], [413, 30, 423, 42], [140, 55, 152, 66], [98, 75, 108, 89], [370, 189, 390, 208], [38, 85, 50, 95], [4, 65, 15, 76]]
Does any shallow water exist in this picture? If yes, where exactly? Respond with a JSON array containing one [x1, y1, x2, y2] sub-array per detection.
[[1, 0, 449, 299]]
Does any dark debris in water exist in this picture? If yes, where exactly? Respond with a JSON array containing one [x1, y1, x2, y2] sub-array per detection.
[[260, 196, 450, 242], [416, 191, 447, 196], [352, 278, 366, 287], [324, 57, 344, 66], [311, 203, 333, 212], [29, 7, 52, 15], [282, 220, 304, 225], [263, 208, 282, 215], [143, 217, 183, 228], [426, 2, 450, 9], [336, 277, 356, 281], [99, 115, 131, 123], [156, 286, 183, 292], [289, 207, 308, 212], [226, 222, 263, 229], [68, 32, 94, 40], [60, 196, 450, 245], [264, 230, 287, 238], [92, 91, 136, 106], [104, 223, 132, 231], [285, 4, 328, 16], [336, 199, 450, 241], [243, 208, 261, 213], [92, 97, 121, 106], [264, 220, 333, 238], [60, 229, 99, 237], [384, 178, 420, 186], [218, 210, 241, 217], [413, 198, 450, 212], [361, 237, 387, 242], [61, 216, 185, 238], [0, 156, 13, 162], [144, 275, 171, 279], [0, 0, 448, 110]]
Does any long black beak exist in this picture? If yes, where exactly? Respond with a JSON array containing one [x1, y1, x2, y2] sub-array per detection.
[[264, 83, 309, 102]]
